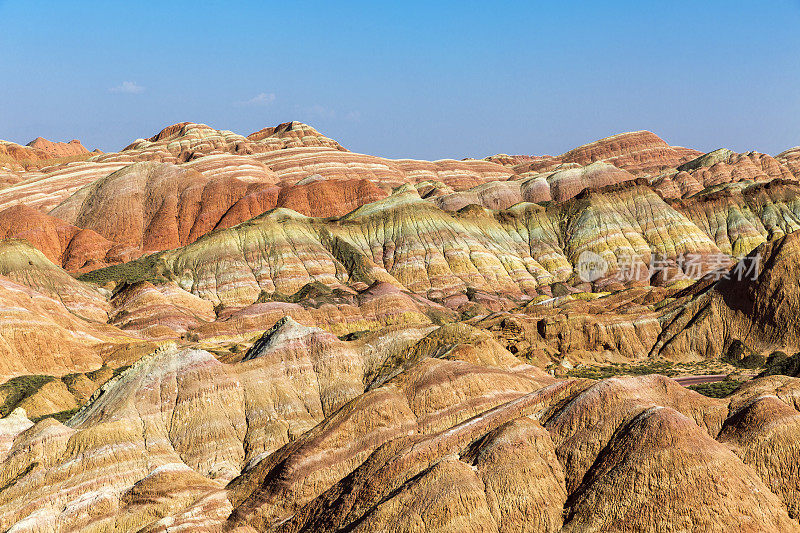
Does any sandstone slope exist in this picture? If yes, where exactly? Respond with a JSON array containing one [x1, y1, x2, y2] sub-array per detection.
[[2, 123, 800, 532]]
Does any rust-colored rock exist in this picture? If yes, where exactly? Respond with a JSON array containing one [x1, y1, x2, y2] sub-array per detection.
[[558, 130, 702, 175], [0, 205, 117, 271], [0, 137, 93, 170], [3, 123, 800, 531]]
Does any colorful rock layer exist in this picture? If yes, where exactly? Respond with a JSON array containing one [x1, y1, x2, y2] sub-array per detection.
[[0, 122, 799, 531]]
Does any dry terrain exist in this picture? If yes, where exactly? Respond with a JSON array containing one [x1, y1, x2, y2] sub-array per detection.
[[1, 122, 800, 531]]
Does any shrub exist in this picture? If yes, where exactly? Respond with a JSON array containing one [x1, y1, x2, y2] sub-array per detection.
[[567, 361, 678, 379], [0, 375, 55, 416], [32, 408, 80, 424], [78, 251, 168, 287], [759, 351, 800, 377], [688, 380, 742, 398], [723, 340, 765, 369]]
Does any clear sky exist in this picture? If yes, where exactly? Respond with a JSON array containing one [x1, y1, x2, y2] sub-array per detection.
[[1, 0, 799, 159]]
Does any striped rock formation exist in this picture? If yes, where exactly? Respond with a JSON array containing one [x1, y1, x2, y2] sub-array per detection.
[[778, 146, 800, 175], [0, 322, 554, 530], [0, 240, 109, 322], [49, 161, 282, 254], [557, 130, 702, 174], [5, 328, 800, 531], [106, 181, 732, 310], [2, 123, 800, 531], [0, 205, 117, 272], [0, 273, 111, 379], [0, 160, 131, 212], [653, 231, 800, 360], [1, 123, 798, 277], [26, 138, 92, 159], [489, 130, 702, 177], [669, 179, 800, 257], [109, 281, 216, 337], [194, 281, 454, 339], [0, 137, 93, 170], [0, 122, 349, 213], [653, 148, 799, 199], [115, 121, 346, 163]]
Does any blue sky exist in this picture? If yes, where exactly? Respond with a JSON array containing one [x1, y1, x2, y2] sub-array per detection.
[[1, 1, 799, 159]]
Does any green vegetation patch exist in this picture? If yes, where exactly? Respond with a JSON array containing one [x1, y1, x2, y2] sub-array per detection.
[[3, 366, 132, 420], [759, 350, 800, 378], [32, 408, 80, 424], [567, 361, 678, 380], [424, 308, 455, 326], [0, 151, 95, 170], [319, 230, 375, 285], [722, 340, 765, 369], [257, 281, 353, 305], [0, 375, 56, 417], [688, 380, 743, 398], [78, 251, 168, 287]]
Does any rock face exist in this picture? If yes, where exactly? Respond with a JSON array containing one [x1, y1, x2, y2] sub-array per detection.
[[131, 181, 728, 310], [0, 160, 130, 212], [670, 179, 800, 257], [654, 149, 798, 199], [491, 131, 702, 178], [0, 205, 117, 271], [0, 137, 92, 170], [247, 121, 348, 151], [652, 231, 800, 360], [2, 122, 798, 273], [563, 406, 797, 532], [3, 159, 391, 268], [3, 122, 800, 531], [545, 161, 637, 202], [26, 138, 91, 159], [558, 130, 702, 174], [0, 239, 109, 321], [121, 121, 346, 159], [0, 274, 108, 379], [0, 240, 139, 380], [2, 321, 800, 531], [49, 161, 281, 253], [109, 281, 216, 336]]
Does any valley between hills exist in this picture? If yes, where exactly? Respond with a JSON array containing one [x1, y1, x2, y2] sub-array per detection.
[[2, 122, 800, 531]]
